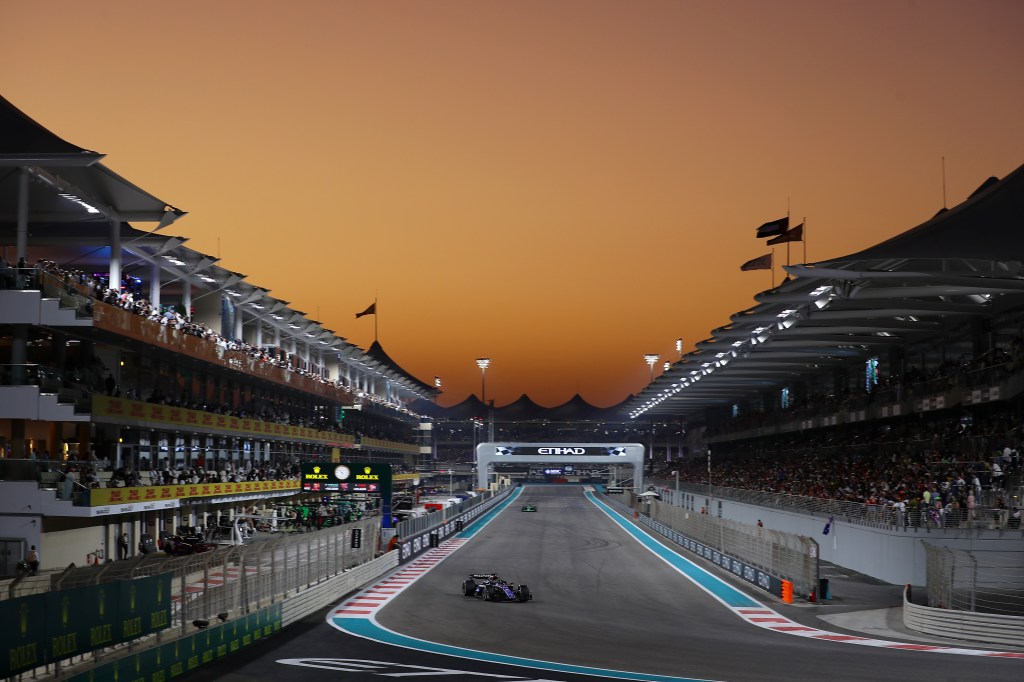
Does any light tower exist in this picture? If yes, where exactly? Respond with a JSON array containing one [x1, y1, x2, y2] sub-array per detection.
[[643, 354, 660, 382], [475, 358, 491, 403]]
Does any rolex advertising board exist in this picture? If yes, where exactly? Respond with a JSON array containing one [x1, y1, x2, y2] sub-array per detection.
[[2, 592, 46, 677], [45, 584, 118, 661], [118, 573, 172, 641], [66, 603, 283, 682], [0, 574, 171, 678], [300, 462, 393, 527]]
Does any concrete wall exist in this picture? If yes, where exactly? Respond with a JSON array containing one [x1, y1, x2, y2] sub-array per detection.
[[39, 516, 108, 569], [705, 495, 1022, 585]]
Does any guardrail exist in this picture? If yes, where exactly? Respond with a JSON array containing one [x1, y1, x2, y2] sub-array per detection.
[[903, 585, 1024, 648]]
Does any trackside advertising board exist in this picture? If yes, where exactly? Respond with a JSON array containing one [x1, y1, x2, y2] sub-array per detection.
[[67, 603, 283, 682], [1, 574, 172, 678]]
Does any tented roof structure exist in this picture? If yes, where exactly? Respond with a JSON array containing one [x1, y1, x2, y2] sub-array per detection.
[[365, 341, 437, 395], [625, 162, 1024, 418], [413, 394, 633, 421], [0, 94, 184, 227]]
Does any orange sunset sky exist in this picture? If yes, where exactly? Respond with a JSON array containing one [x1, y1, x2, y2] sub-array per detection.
[[3, 1, 1023, 408]]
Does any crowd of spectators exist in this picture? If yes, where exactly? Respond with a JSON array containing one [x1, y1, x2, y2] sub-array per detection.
[[51, 454, 302, 498], [29, 259, 424, 415], [17, 258, 423, 446], [671, 402, 1024, 528]]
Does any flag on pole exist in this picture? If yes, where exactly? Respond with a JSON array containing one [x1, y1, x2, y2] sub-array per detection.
[[355, 302, 376, 319], [756, 216, 789, 238], [740, 253, 773, 271], [766, 222, 804, 245]]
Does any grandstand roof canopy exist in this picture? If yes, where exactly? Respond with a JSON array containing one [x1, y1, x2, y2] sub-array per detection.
[[0, 95, 184, 226], [0, 94, 438, 402], [625, 161, 1024, 419]]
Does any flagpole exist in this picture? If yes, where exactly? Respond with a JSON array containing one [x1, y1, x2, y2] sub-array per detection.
[[374, 297, 378, 342], [771, 248, 775, 288], [803, 217, 807, 264], [786, 199, 794, 268]]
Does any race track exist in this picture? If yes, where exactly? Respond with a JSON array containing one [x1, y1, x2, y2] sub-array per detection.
[[182, 485, 1022, 682], [372, 486, 1021, 682]]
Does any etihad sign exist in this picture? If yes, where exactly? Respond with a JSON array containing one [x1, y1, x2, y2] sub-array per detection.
[[537, 447, 587, 455]]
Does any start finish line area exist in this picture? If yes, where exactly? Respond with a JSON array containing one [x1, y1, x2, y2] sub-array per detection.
[[474, 442, 645, 492]]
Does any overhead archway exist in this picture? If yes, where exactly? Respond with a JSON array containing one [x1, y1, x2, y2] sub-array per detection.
[[475, 442, 645, 492]]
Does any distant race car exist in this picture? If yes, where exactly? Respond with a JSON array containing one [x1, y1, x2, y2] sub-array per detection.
[[521, 504, 537, 512], [163, 534, 217, 556], [462, 573, 532, 602]]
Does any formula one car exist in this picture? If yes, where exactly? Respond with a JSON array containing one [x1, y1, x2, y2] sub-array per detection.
[[163, 532, 217, 556], [462, 573, 532, 602], [521, 504, 537, 512]]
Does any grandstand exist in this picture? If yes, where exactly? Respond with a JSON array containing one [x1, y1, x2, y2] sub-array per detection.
[[0, 94, 436, 575]]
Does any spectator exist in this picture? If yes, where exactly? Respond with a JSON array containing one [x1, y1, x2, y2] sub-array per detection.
[[26, 545, 39, 573]]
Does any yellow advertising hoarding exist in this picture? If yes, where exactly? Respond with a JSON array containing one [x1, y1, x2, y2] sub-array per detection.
[[92, 395, 355, 445], [89, 479, 300, 506]]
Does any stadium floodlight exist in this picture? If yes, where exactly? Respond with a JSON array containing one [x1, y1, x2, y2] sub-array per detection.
[[475, 358, 491, 403], [644, 354, 660, 382]]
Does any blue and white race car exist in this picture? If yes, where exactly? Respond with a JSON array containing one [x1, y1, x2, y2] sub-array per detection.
[[462, 573, 532, 602]]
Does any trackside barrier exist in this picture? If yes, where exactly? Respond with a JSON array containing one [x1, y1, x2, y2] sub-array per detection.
[[903, 585, 1024, 647], [781, 580, 793, 603], [922, 541, 1024, 616], [10, 517, 384, 681], [55, 548, 400, 682], [624, 491, 818, 598], [65, 603, 284, 682], [281, 551, 399, 627], [602, 493, 792, 601], [397, 485, 515, 564], [397, 487, 506, 538]]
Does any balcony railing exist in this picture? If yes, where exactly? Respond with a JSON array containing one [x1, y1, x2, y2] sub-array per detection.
[[91, 301, 356, 403]]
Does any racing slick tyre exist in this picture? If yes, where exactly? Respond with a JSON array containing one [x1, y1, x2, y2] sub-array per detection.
[[462, 579, 476, 596], [516, 585, 531, 602], [484, 585, 498, 601]]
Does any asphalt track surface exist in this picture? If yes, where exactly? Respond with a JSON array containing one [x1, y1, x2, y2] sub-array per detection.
[[183, 486, 1022, 682]]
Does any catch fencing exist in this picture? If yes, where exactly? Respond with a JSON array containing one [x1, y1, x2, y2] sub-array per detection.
[[670, 483, 1022, 532], [922, 541, 1024, 616], [628, 491, 819, 598], [3, 517, 380, 680], [395, 488, 501, 539]]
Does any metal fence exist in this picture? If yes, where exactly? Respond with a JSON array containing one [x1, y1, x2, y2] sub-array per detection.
[[395, 489, 499, 538], [629, 491, 819, 597], [922, 541, 1024, 616], [3, 517, 380, 678], [670, 483, 1023, 533]]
